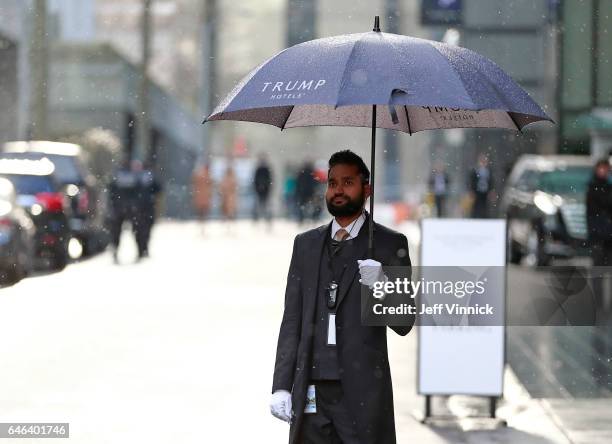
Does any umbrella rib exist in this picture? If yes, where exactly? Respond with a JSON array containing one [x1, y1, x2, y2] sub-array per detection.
[[508, 112, 523, 133], [432, 43, 526, 132], [404, 106, 412, 136], [429, 43, 478, 109], [280, 106, 295, 131], [442, 44, 514, 113], [334, 34, 367, 108]]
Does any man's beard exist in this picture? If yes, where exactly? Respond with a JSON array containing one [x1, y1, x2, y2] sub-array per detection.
[[326, 191, 366, 217]]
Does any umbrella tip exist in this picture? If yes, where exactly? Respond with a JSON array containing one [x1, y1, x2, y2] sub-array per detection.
[[373, 16, 380, 32]]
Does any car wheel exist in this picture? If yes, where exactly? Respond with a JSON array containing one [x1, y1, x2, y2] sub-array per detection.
[[524, 224, 550, 267], [1, 263, 23, 285], [79, 235, 95, 257], [53, 251, 68, 270]]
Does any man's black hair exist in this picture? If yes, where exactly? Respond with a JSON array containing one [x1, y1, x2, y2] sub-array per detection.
[[328, 150, 370, 184]]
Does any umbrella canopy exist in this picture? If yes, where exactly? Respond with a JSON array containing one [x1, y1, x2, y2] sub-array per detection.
[[206, 21, 551, 132], [205, 17, 552, 255]]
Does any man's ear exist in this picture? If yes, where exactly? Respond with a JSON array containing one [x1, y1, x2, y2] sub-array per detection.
[[364, 182, 372, 199]]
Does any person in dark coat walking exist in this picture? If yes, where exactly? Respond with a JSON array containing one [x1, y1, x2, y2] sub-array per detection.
[[294, 162, 318, 224], [586, 159, 612, 309], [428, 160, 450, 218], [270, 150, 414, 444], [469, 154, 494, 218], [133, 161, 162, 259], [587, 159, 612, 265], [108, 160, 139, 263], [253, 154, 273, 223]]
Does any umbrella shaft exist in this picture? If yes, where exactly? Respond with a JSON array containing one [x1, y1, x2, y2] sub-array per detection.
[[369, 105, 376, 257]]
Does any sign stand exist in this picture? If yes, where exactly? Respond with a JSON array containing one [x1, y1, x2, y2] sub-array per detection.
[[417, 395, 502, 424], [414, 219, 507, 426]]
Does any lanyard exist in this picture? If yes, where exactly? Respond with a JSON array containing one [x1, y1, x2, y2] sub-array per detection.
[[326, 238, 349, 284], [325, 233, 351, 310], [324, 212, 364, 310]]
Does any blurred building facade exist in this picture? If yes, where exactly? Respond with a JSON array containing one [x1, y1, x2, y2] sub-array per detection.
[[0, 31, 19, 146], [0, 0, 202, 218], [557, 0, 612, 159], [48, 0, 96, 41], [48, 42, 200, 217], [95, 0, 202, 113], [0, 0, 33, 142]]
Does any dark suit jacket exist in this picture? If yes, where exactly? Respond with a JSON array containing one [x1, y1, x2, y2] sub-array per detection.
[[272, 215, 413, 444]]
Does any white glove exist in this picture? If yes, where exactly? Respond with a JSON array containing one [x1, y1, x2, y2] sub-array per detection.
[[270, 390, 292, 423], [357, 259, 387, 289]]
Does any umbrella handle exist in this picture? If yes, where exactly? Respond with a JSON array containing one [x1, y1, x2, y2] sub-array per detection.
[[388, 89, 410, 126]]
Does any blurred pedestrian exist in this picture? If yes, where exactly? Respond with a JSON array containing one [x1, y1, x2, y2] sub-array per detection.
[[219, 166, 238, 221], [253, 154, 273, 224], [283, 166, 297, 219], [192, 163, 214, 224], [133, 161, 162, 259], [586, 159, 612, 310], [295, 161, 317, 224], [469, 154, 494, 218], [108, 159, 139, 263], [428, 160, 450, 217], [587, 159, 612, 264]]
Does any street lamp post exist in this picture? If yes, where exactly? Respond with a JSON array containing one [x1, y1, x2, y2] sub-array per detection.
[[135, 0, 152, 163], [30, 0, 48, 140], [200, 0, 217, 162]]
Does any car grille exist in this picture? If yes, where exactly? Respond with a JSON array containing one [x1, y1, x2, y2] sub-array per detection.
[[560, 203, 587, 240]]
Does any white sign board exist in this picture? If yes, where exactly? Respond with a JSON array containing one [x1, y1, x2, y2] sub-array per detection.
[[418, 218, 506, 396]]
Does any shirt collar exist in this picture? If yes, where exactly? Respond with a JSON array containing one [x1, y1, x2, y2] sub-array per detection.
[[330, 211, 366, 240]]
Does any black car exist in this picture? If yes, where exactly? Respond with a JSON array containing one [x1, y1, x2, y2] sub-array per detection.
[[0, 178, 36, 284], [1, 141, 108, 256], [0, 157, 71, 270], [501, 155, 593, 266]]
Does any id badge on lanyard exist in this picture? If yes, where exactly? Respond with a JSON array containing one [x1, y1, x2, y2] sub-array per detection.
[[326, 281, 338, 346], [327, 313, 336, 346]]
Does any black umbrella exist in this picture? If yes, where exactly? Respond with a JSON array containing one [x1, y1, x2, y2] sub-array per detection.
[[206, 16, 552, 254]]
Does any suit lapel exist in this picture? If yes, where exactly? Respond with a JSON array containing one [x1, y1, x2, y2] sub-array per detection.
[[303, 222, 330, 323]]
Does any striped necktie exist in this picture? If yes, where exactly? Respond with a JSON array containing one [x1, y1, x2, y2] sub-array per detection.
[[331, 228, 350, 256], [334, 228, 350, 242]]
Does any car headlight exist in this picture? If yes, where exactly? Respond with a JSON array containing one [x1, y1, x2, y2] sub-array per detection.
[[534, 192, 561, 215], [30, 203, 43, 216]]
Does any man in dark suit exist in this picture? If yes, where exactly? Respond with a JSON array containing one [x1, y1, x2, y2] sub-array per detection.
[[270, 150, 413, 444]]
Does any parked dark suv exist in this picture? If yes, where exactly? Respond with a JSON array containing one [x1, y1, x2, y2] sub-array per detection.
[[1, 141, 108, 256], [501, 155, 593, 266]]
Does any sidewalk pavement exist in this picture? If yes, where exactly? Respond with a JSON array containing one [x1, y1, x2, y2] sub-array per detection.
[[540, 399, 612, 444], [0, 218, 605, 443]]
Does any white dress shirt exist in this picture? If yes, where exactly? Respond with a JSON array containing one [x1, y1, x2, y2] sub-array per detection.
[[330, 211, 366, 240]]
